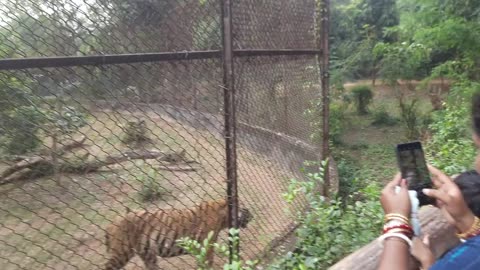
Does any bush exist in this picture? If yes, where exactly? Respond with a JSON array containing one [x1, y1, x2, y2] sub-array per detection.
[[271, 160, 383, 269], [336, 157, 363, 201], [122, 119, 150, 145], [177, 228, 258, 270], [138, 169, 166, 202], [351, 85, 373, 115], [306, 100, 347, 146], [398, 98, 421, 140], [0, 106, 46, 155], [428, 101, 476, 175], [372, 107, 399, 126], [330, 103, 347, 145]]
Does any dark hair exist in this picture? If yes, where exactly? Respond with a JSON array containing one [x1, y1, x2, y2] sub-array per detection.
[[472, 93, 480, 136], [455, 170, 480, 217]]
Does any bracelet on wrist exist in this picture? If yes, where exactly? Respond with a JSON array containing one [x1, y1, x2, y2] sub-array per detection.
[[379, 232, 413, 248], [383, 224, 414, 234], [384, 213, 410, 225], [457, 216, 480, 240]]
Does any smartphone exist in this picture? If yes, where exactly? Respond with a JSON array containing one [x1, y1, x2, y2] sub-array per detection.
[[396, 141, 435, 206]]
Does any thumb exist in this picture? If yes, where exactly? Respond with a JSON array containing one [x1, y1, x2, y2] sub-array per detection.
[[423, 234, 430, 247]]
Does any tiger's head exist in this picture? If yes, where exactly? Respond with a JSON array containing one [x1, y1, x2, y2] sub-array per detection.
[[238, 208, 253, 228]]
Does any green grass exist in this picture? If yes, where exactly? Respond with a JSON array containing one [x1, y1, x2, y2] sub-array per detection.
[[334, 84, 431, 185]]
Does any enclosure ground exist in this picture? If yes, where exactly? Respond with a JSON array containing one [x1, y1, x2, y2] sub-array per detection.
[[0, 111, 298, 270]]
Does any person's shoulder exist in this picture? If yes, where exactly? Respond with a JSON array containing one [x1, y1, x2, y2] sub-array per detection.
[[431, 236, 480, 270]]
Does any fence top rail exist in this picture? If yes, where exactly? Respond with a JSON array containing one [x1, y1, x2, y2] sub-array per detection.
[[0, 49, 320, 70]]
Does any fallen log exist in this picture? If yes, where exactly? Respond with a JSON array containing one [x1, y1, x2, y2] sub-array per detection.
[[329, 206, 460, 270], [0, 149, 195, 185], [0, 137, 88, 183], [156, 165, 199, 172]]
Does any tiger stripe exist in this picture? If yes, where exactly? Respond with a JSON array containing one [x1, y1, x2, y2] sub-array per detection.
[[104, 199, 252, 270]]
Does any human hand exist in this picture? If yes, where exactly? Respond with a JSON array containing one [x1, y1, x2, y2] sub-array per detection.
[[381, 173, 411, 217], [423, 165, 475, 233], [411, 235, 435, 270]]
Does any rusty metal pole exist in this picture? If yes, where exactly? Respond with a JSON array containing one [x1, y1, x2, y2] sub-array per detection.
[[320, 0, 331, 197], [220, 0, 239, 261]]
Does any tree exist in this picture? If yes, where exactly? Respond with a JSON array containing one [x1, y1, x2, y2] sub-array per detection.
[[330, 0, 399, 84]]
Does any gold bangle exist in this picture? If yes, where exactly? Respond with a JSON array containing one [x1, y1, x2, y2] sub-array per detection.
[[457, 216, 480, 239], [384, 217, 410, 226], [384, 214, 410, 224]]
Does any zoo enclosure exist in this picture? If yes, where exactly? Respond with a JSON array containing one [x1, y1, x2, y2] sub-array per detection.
[[0, 0, 330, 269]]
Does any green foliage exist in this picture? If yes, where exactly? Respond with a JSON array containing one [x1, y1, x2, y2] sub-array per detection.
[[428, 100, 476, 175], [351, 85, 373, 115], [49, 106, 88, 135], [371, 106, 399, 126], [305, 99, 347, 146], [0, 74, 47, 155], [177, 228, 258, 270], [138, 169, 167, 202], [272, 160, 383, 269], [0, 107, 46, 155], [330, 0, 399, 81], [193, 17, 220, 50], [122, 120, 150, 145], [398, 98, 421, 140], [374, 42, 430, 84], [330, 103, 347, 145]]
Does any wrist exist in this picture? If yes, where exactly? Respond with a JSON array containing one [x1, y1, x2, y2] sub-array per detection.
[[457, 212, 476, 234], [420, 258, 434, 270], [419, 254, 435, 269]]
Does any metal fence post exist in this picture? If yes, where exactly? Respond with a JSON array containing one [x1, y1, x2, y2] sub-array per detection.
[[320, 0, 331, 197], [220, 0, 239, 261]]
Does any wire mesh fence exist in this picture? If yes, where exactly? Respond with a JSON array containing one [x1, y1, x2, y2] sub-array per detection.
[[0, 0, 326, 269]]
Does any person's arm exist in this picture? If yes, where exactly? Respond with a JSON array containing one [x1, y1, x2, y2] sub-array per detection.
[[378, 175, 412, 270], [378, 238, 410, 270], [412, 235, 435, 270]]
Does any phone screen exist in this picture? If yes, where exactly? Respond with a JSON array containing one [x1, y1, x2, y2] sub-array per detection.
[[396, 142, 434, 205]]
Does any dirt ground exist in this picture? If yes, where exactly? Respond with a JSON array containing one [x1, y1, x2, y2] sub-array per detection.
[[0, 110, 300, 269]]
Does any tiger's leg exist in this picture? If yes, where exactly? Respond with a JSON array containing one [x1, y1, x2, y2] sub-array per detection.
[[138, 242, 159, 270], [104, 251, 134, 270]]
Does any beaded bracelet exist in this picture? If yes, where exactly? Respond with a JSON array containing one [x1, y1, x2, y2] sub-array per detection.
[[457, 216, 480, 239], [378, 232, 413, 248]]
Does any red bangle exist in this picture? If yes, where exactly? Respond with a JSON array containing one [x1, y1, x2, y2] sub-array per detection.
[[383, 224, 414, 234], [464, 229, 480, 239]]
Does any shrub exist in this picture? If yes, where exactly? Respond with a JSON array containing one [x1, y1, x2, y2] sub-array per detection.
[[138, 169, 166, 202], [0, 106, 46, 155], [330, 103, 347, 145], [306, 100, 347, 146], [50, 106, 88, 135], [271, 160, 383, 269], [122, 119, 150, 145], [372, 107, 399, 126], [177, 228, 258, 270], [351, 85, 373, 115], [428, 101, 476, 175], [398, 98, 421, 140], [0, 76, 47, 155]]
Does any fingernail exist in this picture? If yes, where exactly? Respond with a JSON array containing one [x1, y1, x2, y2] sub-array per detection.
[[422, 188, 430, 194]]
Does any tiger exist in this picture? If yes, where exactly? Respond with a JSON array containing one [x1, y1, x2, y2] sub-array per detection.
[[104, 199, 252, 270]]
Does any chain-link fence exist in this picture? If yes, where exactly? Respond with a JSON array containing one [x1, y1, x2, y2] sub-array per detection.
[[0, 0, 328, 269]]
